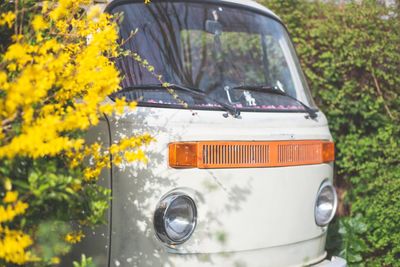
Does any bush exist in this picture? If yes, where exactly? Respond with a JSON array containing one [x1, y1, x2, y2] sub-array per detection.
[[259, 0, 400, 265], [0, 1, 151, 266]]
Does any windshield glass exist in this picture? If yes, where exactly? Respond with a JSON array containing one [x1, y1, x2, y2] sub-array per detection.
[[111, 1, 316, 111]]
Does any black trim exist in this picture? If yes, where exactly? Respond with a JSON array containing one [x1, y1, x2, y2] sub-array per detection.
[[106, 0, 282, 26], [104, 114, 113, 267], [125, 101, 318, 115]]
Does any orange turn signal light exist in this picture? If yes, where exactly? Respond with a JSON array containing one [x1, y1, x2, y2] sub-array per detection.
[[322, 141, 335, 163], [169, 140, 335, 169], [168, 142, 199, 168]]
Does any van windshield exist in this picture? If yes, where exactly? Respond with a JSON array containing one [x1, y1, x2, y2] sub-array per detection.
[[111, 1, 316, 112]]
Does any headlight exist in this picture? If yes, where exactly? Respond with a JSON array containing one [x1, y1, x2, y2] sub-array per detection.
[[154, 192, 197, 245], [315, 181, 338, 226]]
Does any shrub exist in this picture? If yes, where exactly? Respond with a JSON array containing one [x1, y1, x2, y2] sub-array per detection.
[[0, 0, 151, 266], [259, 0, 400, 265]]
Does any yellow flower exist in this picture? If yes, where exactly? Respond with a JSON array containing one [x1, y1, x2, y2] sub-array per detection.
[[0, 12, 16, 28], [71, 180, 82, 192], [51, 257, 60, 264], [113, 155, 122, 165], [11, 34, 23, 42], [129, 101, 137, 110], [124, 149, 147, 163], [0, 201, 28, 223], [87, 6, 102, 20], [3, 178, 12, 191], [32, 15, 47, 32], [3, 191, 18, 203], [0, 71, 7, 85], [4, 43, 32, 68], [83, 167, 101, 182], [6, 63, 16, 72], [99, 103, 114, 115], [115, 97, 127, 115], [65, 231, 85, 244], [41, 1, 51, 14], [0, 226, 33, 264]]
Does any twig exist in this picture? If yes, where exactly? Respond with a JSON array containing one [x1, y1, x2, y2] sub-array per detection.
[[120, 29, 138, 47], [1, 112, 18, 128], [371, 70, 395, 120], [14, 0, 19, 37], [18, 0, 24, 36]]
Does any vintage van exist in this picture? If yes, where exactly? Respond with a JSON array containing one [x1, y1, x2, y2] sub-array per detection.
[[67, 0, 347, 266]]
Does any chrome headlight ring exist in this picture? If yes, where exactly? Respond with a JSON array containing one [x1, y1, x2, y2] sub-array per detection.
[[154, 192, 197, 245], [314, 180, 338, 227]]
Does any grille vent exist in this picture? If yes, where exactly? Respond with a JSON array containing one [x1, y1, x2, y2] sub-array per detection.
[[277, 143, 322, 164], [201, 144, 270, 167], [169, 140, 334, 169]]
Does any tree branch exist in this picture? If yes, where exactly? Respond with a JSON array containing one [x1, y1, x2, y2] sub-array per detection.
[[371, 70, 395, 120]]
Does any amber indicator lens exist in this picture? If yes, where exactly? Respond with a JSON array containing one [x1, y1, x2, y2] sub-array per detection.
[[169, 143, 198, 168], [322, 142, 335, 162], [169, 140, 335, 169]]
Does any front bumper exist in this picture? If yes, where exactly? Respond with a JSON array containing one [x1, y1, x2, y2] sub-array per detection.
[[155, 251, 346, 267], [313, 256, 347, 267], [143, 236, 337, 267]]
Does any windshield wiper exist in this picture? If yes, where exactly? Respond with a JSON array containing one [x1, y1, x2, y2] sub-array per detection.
[[231, 85, 318, 119], [118, 83, 241, 118]]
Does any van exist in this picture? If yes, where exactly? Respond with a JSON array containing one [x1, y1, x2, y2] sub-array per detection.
[[68, 0, 347, 266]]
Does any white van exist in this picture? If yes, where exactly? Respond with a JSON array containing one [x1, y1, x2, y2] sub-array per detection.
[[68, 0, 347, 266]]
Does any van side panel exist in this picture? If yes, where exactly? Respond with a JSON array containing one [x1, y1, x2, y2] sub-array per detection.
[[61, 119, 112, 267]]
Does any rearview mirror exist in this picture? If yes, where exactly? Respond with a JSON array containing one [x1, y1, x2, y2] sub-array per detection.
[[205, 20, 223, 36]]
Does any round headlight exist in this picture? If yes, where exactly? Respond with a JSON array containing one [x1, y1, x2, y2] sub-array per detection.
[[314, 181, 338, 226], [154, 192, 197, 245]]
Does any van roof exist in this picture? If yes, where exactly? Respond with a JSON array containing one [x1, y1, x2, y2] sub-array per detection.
[[213, 0, 280, 21], [105, 0, 281, 22]]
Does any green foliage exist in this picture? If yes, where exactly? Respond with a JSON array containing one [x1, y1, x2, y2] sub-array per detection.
[[0, 155, 110, 266], [327, 215, 368, 266], [260, 0, 400, 265], [35, 221, 71, 264], [73, 254, 95, 267], [1, 156, 110, 226]]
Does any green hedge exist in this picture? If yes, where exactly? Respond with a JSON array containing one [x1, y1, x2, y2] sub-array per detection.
[[258, 0, 400, 266]]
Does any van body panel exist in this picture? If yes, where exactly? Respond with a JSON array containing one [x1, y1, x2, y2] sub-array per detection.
[[106, 107, 332, 266], [111, 106, 331, 140], [111, 236, 327, 267], [62, 121, 112, 267]]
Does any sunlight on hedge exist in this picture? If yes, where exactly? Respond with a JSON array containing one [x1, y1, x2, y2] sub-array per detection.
[[0, 0, 151, 265]]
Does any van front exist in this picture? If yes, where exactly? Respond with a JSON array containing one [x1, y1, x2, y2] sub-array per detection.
[[76, 0, 347, 266]]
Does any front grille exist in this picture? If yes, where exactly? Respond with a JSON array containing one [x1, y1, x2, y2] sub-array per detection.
[[201, 144, 270, 167], [169, 140, 334, 169], [277, 143, 322, 165]]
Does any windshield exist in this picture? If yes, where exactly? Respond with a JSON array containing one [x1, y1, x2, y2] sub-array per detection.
[[111, 1, 316, 112]]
